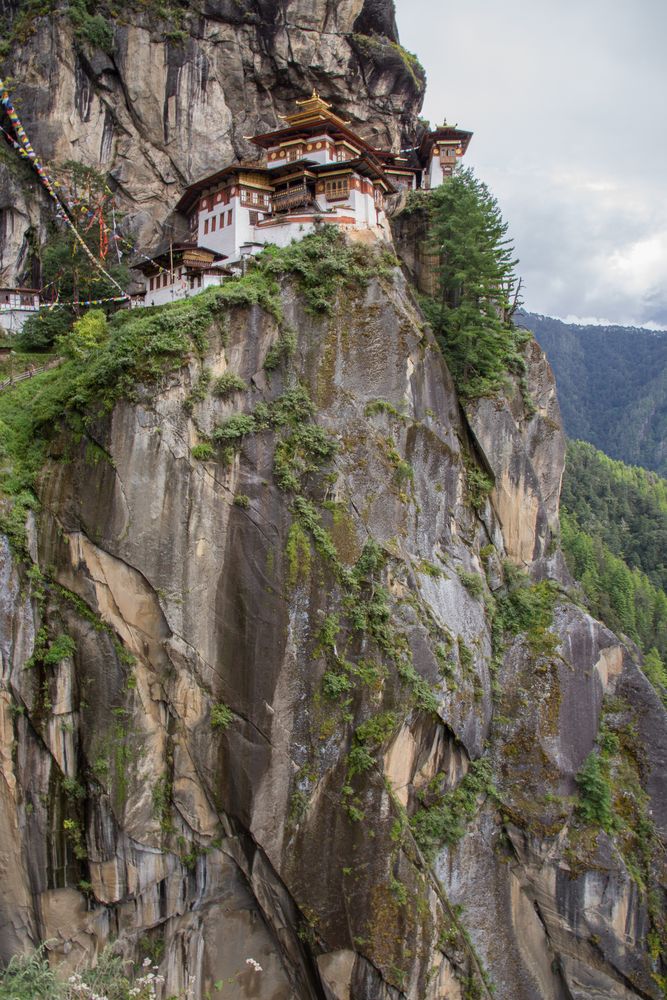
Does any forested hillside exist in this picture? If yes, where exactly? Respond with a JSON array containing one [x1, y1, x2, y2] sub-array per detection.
[[520, 312, 667, 476], [561, 440, 667, 700]]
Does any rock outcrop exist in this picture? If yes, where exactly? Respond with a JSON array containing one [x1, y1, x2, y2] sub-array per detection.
[[1, 247, 665, 998], [0, 0, 425, 283]]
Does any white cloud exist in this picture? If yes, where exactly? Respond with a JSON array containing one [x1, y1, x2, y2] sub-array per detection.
[[393, 0, 667, 326]]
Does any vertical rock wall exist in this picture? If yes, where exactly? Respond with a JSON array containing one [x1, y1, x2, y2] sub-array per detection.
[[1, 260, 664, 997]]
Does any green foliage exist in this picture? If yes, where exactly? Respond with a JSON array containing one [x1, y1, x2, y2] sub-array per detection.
[[348, 712, 398, 777], [291, 495, 340, 565], [62, 817, 86, 860], [495, 568, 558, 637], [0, 350, 56, 381], [463, 455, 494, 512], [355, 711, 398, 747], [0, 233, 385, 550], [315, 613, 340, 655], [274, 422, 337, 492], [0, 943, 197, 998], [17, 310, 71, 352], [322, 670, 352, 699], [0, 489, 35, 556], [457, 636, 473, 673], [413, 168, 525, 400], [364, 399, 404, 419], [183, 366, 211, 412], [151, 775, 173, 833], [212, 371, 247, 397], [191, 442, 215, 461], [67, 0, 115, 50], [0, 946, 64, 1000], [417, 559, 442, 578], [233, 493, 250, 509], [575, 750, 615, 833], [267, 384, 314, 425], [642, 648, 667, 706], [561, 441, 667, 688], [561, 510, 667, 666], [562, 440, 667, 591], [212, 412, 257, 444], [56, 309, 108, 360], [62, 776, 85, 799], [457, 567, 484, 599], [0, 289, 233, 550], [210, 702, 233, 730], [259, 226, 396, 314], [522, 312, 667, 476], [411, 758, 496, 858], [43, 633, 76, 665], [285, 520, 311, 588], [17, 201, 130, 352], [263, 330, 296, 371]]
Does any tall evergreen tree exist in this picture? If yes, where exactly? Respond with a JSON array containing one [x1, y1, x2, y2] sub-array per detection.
[[419, 167, 524, 399]]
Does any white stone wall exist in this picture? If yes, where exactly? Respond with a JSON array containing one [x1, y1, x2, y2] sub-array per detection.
[[143, 270, 224, 308], [253, 219, 318, 250], [198, 194, 241, 258], [198, 196, 271, 262], [428, 154, 444, 190], [0, 306, 39, 334]]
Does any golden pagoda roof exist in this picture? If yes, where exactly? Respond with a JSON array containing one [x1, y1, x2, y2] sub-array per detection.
[[278, 90, 351, 128]]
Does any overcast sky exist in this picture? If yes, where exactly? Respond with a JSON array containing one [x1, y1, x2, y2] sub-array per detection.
[[394, 0, 667, 329]]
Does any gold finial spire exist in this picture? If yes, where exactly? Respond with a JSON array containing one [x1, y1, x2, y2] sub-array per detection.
[[277, 90, 351, 126], [295, 89, 332, 108]]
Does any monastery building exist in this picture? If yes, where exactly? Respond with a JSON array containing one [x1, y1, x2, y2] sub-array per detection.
[[0, 94, 472, 322], [135, 93, 472, 307]]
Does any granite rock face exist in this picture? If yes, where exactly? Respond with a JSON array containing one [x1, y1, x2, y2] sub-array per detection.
[[1, 255, 665, 998], [0, 0, 425, 284]]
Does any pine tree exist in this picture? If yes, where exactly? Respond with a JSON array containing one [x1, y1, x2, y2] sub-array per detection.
[[420, 167, 524, 400]]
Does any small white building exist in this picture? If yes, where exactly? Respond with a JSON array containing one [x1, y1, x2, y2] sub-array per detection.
[[0, 287, 40, 333], [419, 124, 473, 190], [133, 244, 231, 308]]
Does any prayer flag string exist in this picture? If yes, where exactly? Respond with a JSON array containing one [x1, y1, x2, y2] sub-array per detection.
[[0, 77, 129, 299], [0, 294, 132, 311]]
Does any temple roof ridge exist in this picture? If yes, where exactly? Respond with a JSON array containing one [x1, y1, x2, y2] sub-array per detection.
[[278, 91, 352, 129]]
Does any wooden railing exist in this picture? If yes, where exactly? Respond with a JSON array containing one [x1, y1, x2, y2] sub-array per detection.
[[0, 357, 62, 392], [272, 185, 310, 212]]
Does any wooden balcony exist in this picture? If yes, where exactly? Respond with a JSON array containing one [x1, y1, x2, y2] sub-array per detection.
[[273, 185, 310, 212]]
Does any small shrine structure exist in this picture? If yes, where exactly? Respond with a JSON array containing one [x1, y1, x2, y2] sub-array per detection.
[[0, 286, 41, 333], [132, 244, 231, 308]]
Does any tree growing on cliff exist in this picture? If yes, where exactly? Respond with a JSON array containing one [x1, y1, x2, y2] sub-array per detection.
[[16, 163, 130, 351], [419, 168, 525, 400]]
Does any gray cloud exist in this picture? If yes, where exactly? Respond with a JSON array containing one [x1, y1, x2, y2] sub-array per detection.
[[393, 0, 667, 327]]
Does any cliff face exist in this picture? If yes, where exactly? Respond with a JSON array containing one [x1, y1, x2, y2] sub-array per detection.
[[0, 0, 425, 284], [1, 244, 665, 998], [1, 3, 666, 997]]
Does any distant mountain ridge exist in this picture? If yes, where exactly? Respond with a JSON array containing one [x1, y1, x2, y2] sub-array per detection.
[[520, 311, 667, 476]]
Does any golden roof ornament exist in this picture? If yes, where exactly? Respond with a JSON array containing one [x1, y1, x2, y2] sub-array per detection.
[[278, 91, 351, 126], [295, 89, 333, 109]]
